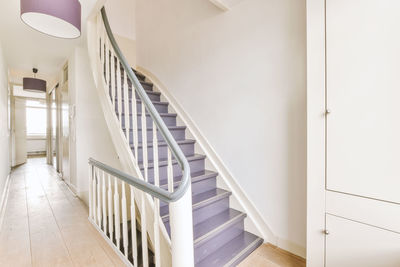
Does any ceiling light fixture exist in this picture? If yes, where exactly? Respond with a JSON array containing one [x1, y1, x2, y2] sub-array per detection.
[[23, 68, 47, 93], [20, 0, 81, 39]]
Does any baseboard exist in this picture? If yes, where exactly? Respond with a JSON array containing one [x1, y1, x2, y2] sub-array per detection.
[[276, 238, 306, 259], [137, 66, 277, 245], [0, 173, 11, 232], [89, 218, 133, 267]]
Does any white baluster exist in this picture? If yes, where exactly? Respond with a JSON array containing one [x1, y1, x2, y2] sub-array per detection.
[[116, 58, 122, 129], [141, 193, 149, 267], [96, 14, 101, 60], [110, 49, 116, 110], [121, 182, 128, 257], [102, 170, 107, 233], [105, 37, 110, 89], [97, 168, 101, 227], [141, 104, 148, 182], [108, 174, 113, 240], [123, 70, 130, 144], [92, 168, 97, 222], [131, 78, 138, 163], [141, 106, 149, 266], [114, 177, 121, 250], [167, 148, 174, 193], [88, 164, 93, 219], [130, 185, 137, 265], [153, 122, 161, 267]]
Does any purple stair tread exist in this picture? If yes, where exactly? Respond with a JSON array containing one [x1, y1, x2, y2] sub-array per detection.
[[121, 112, 177, 118], [134, 139, 195, 148], [119, 99, 168, 105], [160, 188, 231, 218], [139, 154, 206, 169], [159, 170, 218, 188], [115, 89, 160, 96], [195, 232, 263, 267], [123, 125, 186, 132], [193, 209, 246, 245]]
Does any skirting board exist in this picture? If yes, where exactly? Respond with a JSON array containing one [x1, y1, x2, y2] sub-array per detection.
[[0, 174, 11, 232], [89, 218, 133, 267], [137, 66, 280, 249]]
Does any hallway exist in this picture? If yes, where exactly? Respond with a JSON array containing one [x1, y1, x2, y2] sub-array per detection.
[[0, 157, 124, 266]]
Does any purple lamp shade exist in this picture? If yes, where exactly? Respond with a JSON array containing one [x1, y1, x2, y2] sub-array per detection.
[[20, 0, 81, 39], [23, 77, 47, 93]]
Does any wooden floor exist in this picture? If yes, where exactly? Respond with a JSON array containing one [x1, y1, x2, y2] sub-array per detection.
[[0, 157, 305, 267], [239, 244, 306, 267], [0, 157, 125, 267]]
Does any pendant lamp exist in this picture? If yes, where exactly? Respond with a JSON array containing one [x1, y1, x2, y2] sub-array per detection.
[[20, 0, 81, 39], [23, 68, 47, 93]]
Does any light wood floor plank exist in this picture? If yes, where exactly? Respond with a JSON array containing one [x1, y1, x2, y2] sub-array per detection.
[[0, 157, 125, 267], [238, 243, 306, 267]]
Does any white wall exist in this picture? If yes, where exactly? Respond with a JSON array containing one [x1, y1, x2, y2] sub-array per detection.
[[0, 41, 10, 203], [136, 0, 307, 256], [105, 0, 136, 40], [105, 0, 137, 67], [69, 46, 122, 204]]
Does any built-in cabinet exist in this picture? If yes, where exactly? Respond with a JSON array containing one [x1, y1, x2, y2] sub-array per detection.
[[308, 0, 400, 266]]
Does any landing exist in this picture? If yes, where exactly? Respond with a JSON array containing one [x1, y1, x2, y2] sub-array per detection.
[[0, 157, 124, 266]]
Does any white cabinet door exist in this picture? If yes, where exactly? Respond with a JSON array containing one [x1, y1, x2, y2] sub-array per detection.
[[325, 0, 400, 265], [326, 215, 400, 267], [326, 0, 400, 203]]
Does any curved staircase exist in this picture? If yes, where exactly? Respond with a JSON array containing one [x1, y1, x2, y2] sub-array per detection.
[[87, 6, 263, 267]]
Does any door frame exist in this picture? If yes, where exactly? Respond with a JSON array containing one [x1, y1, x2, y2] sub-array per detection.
[[306, 0, 327, 266]]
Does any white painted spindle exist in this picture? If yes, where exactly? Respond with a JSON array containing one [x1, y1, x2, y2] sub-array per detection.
[[153, 122, 161, 267], [89, 165, 93, 219], [167, 148, 174, 193], [105, 37, 109, 89], [92, 168, 97, 222], [96, 14, 101, 60], [141, 193, 149, 267], [102, 170, 107, 232], [123, 70, 129, 144], [107, 174, 113, 240], [131, 79, 138, 163], [97, 168, 102, 226], [141, 104, 148, 182], [116, 58, 122, 129], [130, 185, 138, 265], [110, 49, 116, 110], [114, 177, 121, 250], [121, 182, 128, 257]]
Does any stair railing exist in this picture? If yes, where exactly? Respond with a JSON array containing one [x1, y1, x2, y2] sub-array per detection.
[[86, 6, 194, 267]]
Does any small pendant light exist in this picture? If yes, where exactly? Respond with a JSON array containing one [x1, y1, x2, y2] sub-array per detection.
[[23, 68, 47, 93], [20, 0, 81, 39]]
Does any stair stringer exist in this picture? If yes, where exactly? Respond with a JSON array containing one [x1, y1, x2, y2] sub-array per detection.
[[137, 66, 278, 246], [86, 15, 172, 267]]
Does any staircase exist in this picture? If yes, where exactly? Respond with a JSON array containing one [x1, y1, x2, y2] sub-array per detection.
[[121, 69, 263, 266], [87, 6, 263, 267]]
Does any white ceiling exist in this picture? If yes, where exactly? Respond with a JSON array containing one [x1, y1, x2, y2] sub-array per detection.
[[0, 0, 96, 77]]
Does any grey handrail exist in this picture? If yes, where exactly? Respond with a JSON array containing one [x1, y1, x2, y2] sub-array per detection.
[[90, 158, 175, 203], [99, 7, 190, 202]]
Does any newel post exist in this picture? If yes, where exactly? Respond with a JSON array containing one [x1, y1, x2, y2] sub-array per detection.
[[169, 182, 195, 267]]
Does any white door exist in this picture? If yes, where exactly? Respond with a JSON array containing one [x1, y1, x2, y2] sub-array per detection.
[[325, 0, 400, 265], [14, 98, 27, 165]]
